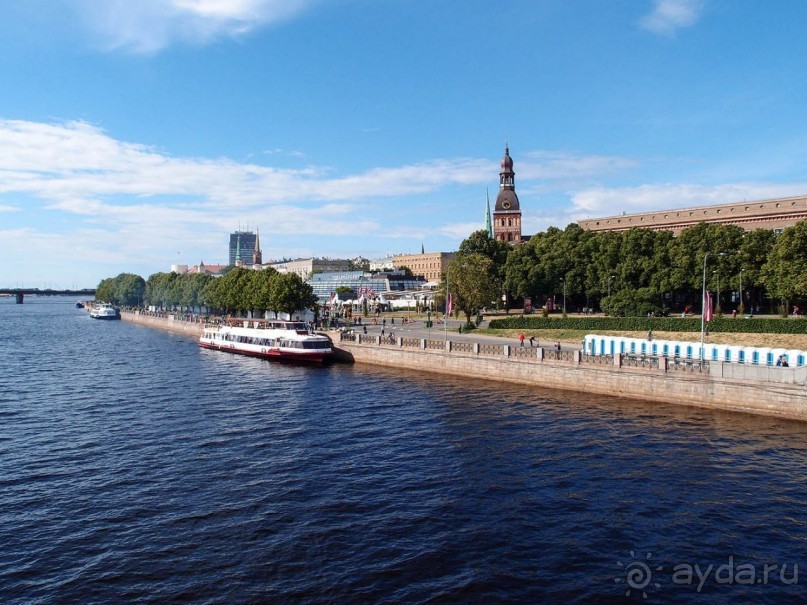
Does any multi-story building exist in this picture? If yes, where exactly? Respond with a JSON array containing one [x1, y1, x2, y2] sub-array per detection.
[[309, 271, 427, 302], [578, 195, 807, 235], [369, 257, 395, 271], [392, 252, 456, 283], [228, 230, 261, 267], [267, 258, 353, 280]]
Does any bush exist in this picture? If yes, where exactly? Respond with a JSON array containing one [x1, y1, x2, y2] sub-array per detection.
[[487, 316, 807, 334]]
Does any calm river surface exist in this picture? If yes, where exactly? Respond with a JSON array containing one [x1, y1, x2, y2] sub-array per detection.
[[2, 298, 806, 604]]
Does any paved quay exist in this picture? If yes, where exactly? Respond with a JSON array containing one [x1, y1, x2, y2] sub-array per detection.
[[340, 315, 579, 351]]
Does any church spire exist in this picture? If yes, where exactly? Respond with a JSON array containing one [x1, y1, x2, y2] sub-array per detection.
[[485, 188, 493, 238], [252, 229, 263, 265]]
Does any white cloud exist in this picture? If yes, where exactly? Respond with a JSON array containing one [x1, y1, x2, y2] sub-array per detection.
[[72, 0, 319, 53], [0, 118, 647, 286], [640, 0, 703, 36], [569, 182, 807, 219]]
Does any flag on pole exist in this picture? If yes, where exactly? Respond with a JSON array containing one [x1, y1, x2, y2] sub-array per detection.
[[703, 290, 713, 322], [446, 293, 453, 316]]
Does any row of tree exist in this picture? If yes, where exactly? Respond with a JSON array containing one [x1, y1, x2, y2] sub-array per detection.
[[96, 267, 318, 317], [445, 219, 807, 320]]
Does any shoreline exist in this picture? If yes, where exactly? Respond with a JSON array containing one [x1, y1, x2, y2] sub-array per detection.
[[120, 310, 807, 422]]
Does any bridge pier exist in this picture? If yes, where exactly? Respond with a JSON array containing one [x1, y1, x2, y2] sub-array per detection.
[[15, 293, 24, 304]]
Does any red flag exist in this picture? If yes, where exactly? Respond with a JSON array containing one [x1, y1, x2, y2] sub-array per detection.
[[447, 293, 453, 316], [703, 290, 713, 322]]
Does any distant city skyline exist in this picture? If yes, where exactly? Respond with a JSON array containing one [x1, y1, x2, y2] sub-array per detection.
[[2, 1, 807, 288]]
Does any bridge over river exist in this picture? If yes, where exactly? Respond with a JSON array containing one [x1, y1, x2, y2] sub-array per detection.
[[0, 289, 96, 304]]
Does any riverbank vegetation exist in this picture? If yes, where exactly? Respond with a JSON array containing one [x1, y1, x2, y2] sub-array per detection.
[[96, 267, 317, 317], [447, 219, 807, 319]]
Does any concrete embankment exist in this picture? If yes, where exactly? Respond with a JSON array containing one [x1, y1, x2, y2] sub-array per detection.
[[122, 310, 205, 337], [335, 334, 807, 422], [121, 311, 807, 422]]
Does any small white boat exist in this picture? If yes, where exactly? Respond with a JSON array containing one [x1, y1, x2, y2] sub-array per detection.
[[89, 303, 121, 320], [200, 318, 333, 364]]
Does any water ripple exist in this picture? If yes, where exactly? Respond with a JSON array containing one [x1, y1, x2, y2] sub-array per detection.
[[1, 298, 806, 604]]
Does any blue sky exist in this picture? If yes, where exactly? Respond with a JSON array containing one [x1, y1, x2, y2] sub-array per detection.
[[2, 0, 807, 289]]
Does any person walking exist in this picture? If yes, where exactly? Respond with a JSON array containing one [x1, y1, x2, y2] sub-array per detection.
[[519, 332, 525, 347], [529, 336, 535, 348]]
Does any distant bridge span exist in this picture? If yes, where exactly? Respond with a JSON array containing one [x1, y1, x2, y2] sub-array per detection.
[[0, 288, 96, 304]]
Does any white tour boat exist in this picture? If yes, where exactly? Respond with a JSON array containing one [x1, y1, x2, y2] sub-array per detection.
[[89, 302, 121, 320], [199, 318, 333, 364]]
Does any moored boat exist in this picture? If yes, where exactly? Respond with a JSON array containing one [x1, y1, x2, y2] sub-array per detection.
[[89, 302, 121, 320], [199, 318, 333, 364]]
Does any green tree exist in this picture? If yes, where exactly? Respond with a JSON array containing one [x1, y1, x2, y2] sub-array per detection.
[[761, 220, 807, 314], [270, 272, 317, 317], [735, 228, 775, 313], [248, 268, 278, 315], [216, 267, 252, 314], [458, 229, 511, 280], [504, 224, 591, 310], [115, 273, 146, 307], [95, 277, 116, 303], [447, 253, 501, 326]]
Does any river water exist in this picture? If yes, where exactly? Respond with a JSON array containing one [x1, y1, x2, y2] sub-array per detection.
[[1, 298, 806, 604]]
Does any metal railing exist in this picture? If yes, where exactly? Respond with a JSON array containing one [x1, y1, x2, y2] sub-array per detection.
[[337, 334, 722, 376], [623, 355, 660, 370], [581, 354, 614, 365], [668, 358, 710, 373]]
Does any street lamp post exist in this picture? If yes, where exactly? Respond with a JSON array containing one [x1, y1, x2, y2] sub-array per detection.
[[700, 252, 725, 361]]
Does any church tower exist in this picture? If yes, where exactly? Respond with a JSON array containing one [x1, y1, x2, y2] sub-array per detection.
[[252, 229, 263, 266], [492, 146, 522, 243]]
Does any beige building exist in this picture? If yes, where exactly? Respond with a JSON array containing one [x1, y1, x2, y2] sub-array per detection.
[[267, 258, 353, 280], [393, 252, 456, 283], [578, 194, 807, 235]]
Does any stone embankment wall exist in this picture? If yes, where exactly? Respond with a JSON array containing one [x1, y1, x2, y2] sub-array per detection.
[[120, 311, 807, 422], [122, 309, 205, 337], [336, 334, 807, 422]]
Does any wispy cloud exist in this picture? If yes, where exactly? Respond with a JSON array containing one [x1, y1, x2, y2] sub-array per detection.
[[570, 182, 807, 219], [640, 0, 703, 36], [71, 0, 319, 53], [0, 118, 644, 284]]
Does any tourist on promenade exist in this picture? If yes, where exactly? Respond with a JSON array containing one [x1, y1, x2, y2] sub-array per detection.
[[529, 336, 535, 348], [519, 332, 525, 347], [555, 341, 561, 352], [647, 329, 653, 341]]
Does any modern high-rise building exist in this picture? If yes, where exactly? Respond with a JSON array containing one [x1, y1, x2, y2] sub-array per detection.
[[228, 230, 261, 267]]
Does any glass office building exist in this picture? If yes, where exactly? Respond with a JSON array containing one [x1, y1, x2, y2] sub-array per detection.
[[309, 271, 428, 302]]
